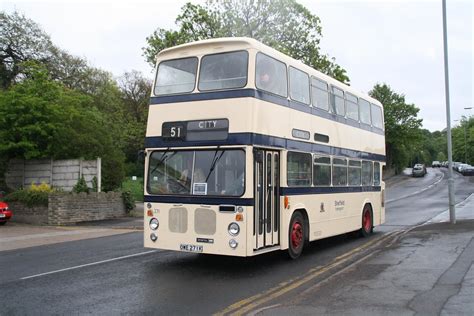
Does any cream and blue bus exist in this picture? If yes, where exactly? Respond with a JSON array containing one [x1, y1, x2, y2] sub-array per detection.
[[144, 38, 385, 259]]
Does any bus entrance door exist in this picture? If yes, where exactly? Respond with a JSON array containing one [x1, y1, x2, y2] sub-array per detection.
[[254, 149, 280, 250]]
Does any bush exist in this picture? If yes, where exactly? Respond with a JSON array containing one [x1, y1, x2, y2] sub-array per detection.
[[4, 188, 49, 207], [121, 177, 143, 202], [72, 176, 90, 193], [121, 190, 135, 213]]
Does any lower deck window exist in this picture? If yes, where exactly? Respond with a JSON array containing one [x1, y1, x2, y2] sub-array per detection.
[[287, 152, 312, 186], [332, 158, 348, 186]]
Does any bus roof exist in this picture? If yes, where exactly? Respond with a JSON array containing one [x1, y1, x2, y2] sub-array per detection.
[[157, 37, 382, 107]]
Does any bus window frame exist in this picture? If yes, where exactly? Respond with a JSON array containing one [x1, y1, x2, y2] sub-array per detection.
[[197, 50, 249, 92], [288, 66, 311, 106], [154, 56, 199, 96], [255, 52, 288, 98]]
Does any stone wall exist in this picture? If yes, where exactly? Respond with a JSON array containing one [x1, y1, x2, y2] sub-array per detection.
[[48, 192, 126, 225], [5, 158, 101, 192], [10, 192, 125, 225], [8, 202, 49, 225]]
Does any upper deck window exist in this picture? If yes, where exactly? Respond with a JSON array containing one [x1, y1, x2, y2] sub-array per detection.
[[155, 57, 198, 95], [371, 104, 384, 129], [311, 77, 329, 111], [289, 67, 310, 105], [346, 93, 359, 121], [331, 86, 345, 116], [198, 51, 248, 91], [256, 53, 287, 97], [359, 98, 372, 125]]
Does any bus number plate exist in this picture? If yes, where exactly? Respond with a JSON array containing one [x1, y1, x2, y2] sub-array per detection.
[[180, 244, 203, 253], [162, 122, 186, 140]]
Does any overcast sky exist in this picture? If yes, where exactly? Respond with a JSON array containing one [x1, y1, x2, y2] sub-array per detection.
[[2, 0, 472, 131]]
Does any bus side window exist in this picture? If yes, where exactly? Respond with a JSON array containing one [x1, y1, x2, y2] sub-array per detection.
[[313, 155, 331, 186], [374, 162, 381, 185], [287, 152, 312, 186], [362, 161, 373, 186], [311, 77, 329, 111], [371, 104, 384, 130], [348, 160, 362, 186], [289, 67, 310, 105], [331, 86, 345, 116], [346, 93, 359, 121], [359, 99, 372, 125], [332, 158, 348, 186], [255, 53, 287, 97]]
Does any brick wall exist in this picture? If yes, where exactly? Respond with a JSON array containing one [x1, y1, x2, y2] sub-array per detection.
[[10, 192, 125, 225]]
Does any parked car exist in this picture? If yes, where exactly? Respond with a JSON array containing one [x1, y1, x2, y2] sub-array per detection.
[[458, 163, 471, 173], [453, 162, 462, 171], [432, 161, 441, 167], [460, 165, 474, 176], [0, 192, 12, 225], [412, 164, 427, 177]]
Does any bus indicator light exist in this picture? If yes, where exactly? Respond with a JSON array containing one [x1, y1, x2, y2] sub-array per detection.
[[284, 196, 290, 209], [147, 210, 153, 217], [235, 214, 243, 221]]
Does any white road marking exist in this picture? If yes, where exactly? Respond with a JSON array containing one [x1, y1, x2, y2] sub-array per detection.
[[20, 250, 158, 280]]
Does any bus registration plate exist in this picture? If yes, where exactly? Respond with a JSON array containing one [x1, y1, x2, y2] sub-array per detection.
[[180, 244, 203, 253]]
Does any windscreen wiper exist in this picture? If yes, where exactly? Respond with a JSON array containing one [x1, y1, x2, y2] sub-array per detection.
[[150, 148, 176, 175], [204, 149, 224, 182]]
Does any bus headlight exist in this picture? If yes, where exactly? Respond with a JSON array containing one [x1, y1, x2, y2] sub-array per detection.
[[149, 218, 159, 230], [150, 233, 158, 242], [228, 222, 240, 236], [237, 206, 244, 213], [229, 239, 238, 249]]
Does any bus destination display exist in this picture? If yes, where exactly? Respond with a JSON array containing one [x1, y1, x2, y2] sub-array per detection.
[[162, 119, 229, 141]]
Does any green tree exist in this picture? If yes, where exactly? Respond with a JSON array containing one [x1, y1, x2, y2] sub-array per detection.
[[0, 62, 125, 190], [0, 11, 56, 89], [143, 0, 350, 84], [369, 83, 423, 173], [452, 117, 474, 165]]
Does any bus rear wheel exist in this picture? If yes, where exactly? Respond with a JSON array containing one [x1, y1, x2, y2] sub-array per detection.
[[359, 204, 373, 237], [288, 211, 305, 259]]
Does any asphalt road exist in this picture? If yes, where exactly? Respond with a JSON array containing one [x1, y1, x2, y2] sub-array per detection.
[[1, 168, 473, 315]]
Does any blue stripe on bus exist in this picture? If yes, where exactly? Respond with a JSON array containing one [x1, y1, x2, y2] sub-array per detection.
[[149, 88, 385, 136], [143, 195, 254, 206], [280, 186, 382, 195], [144, 132, 386, 162]]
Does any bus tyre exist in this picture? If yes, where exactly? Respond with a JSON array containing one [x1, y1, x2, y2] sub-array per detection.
[[288, 211, 305, 259], [360, 204, 373, 237]]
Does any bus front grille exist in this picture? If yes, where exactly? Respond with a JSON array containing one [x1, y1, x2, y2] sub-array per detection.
[[194, 208, 216, 235], [169, 207, 188, 233]]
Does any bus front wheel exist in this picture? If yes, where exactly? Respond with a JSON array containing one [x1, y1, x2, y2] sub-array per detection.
[[288, 211, 305, 259], [359, 204, 373, 237]]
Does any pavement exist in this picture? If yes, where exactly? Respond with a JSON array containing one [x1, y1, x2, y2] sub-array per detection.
[[254, 193, 474, 316]]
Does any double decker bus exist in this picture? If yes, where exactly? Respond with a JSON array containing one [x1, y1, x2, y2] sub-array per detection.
[[144, 38, 385, 259]]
